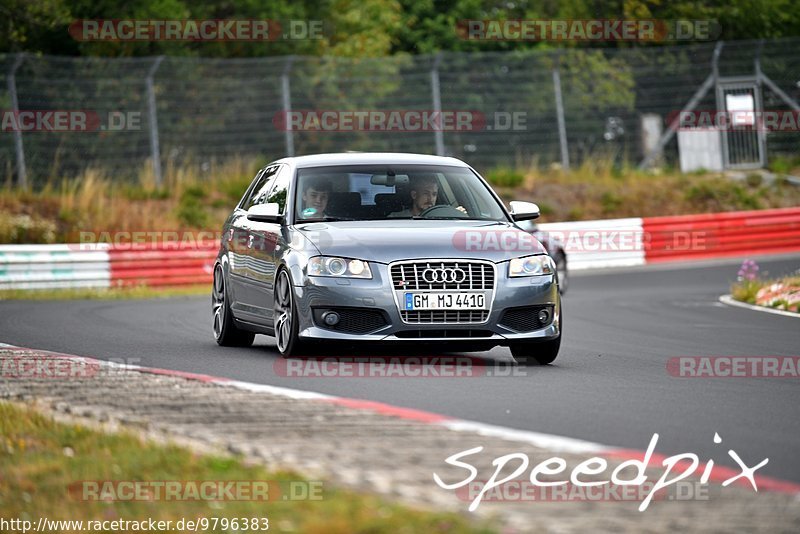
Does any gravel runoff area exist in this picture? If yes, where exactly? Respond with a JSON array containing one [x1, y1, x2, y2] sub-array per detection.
[[2, 347, 799, 533]]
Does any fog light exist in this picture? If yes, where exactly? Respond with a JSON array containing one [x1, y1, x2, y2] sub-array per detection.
[[538, 309, 551, 323], [322, 311, 340, 326]]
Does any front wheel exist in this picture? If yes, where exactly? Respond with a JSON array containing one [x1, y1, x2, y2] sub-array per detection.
[[212, 264, 255, 347], [510, 336, 561, 365], [273, 269, 308, 357], [510, 303, 562, 365], [554, 253, 568, 295]]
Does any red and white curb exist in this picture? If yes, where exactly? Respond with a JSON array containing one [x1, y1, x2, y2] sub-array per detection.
[[2, 342, 800, 495]]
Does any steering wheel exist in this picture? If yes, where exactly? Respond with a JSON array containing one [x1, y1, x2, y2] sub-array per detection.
[[417, 204, 467, 218]]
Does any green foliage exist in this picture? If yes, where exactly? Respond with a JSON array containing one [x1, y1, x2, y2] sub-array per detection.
[[769, 155, 800, 174], [683, 178, 762, 211], [4, 0, 800, 57], [731, 279, 761, 304], [486, 167, 524, 187], [600, 191, 623, 214], [176, 185, 209, 227]]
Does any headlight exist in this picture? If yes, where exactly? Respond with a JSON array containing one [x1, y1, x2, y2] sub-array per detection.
[[308, 256, 372, 279], [509, 255, 555, 277]]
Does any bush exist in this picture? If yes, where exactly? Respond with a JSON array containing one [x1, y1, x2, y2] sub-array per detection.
[[486, 167, 524, 188], [176, 186, 209, 227], [0, 213, 57, 244]]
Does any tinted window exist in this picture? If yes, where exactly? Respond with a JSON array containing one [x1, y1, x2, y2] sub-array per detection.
[[265, 165, 291, 213], [294, 164, 507, 222], [241, 166, 279, 210]]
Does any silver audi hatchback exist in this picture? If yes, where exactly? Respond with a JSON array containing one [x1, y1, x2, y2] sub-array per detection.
[[212, 153, 562, 365]]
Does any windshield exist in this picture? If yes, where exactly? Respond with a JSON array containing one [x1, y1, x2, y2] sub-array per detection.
[[294, 164, 508, 223]]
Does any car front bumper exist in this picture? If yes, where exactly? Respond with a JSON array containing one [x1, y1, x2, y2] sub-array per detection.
[[292, 260, 560, 345]]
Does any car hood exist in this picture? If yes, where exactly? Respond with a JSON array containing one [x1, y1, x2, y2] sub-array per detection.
[[294, 220, 546, 264]]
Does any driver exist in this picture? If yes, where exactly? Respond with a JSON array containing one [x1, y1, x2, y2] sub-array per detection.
[[299, 177, 332, 219], [389, 175, 439, 217]]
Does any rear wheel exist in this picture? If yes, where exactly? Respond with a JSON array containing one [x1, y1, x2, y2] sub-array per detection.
[[212, 265, 255, 347]]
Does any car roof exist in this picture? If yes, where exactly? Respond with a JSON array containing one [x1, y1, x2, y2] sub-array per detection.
[[273, 152, 470, 169]]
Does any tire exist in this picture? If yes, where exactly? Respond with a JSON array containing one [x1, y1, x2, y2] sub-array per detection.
[[273, 269, 308, 357], [510, 302, 562, 365], [555, 252, 568, 295], [212, 264, 255, 347]]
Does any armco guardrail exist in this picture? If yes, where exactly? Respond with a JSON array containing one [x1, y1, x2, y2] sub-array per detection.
[[642, 207, 800, 263], [536, 217, 646, 270], [0, 244, 112, 290], [1, 207, 799, 290], [0, 242, 215, 290], [108, 243, 217, 287], [532, 207, 800, 271]]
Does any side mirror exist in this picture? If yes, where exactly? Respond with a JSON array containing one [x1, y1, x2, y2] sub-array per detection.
[[247, 203, 283, 223], [508, 201, 540, 221]]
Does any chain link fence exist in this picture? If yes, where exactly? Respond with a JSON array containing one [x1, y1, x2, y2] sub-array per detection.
[[2, 38, 799, 187]]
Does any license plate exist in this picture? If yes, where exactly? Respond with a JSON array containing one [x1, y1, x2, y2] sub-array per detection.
[[404, 292, 486, 310]]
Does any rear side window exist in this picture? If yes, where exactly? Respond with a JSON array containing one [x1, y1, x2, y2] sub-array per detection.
[[240, 166, 279, 211]]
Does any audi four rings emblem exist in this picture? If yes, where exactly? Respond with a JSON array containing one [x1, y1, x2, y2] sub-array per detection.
[[421, 267, 467, 283]]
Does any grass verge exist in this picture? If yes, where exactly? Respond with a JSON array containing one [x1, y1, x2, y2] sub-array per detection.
[[730, 261, 800, 313], [0, 402, 492, 534], [492, 160, 800, 222], [2, 158, 800, 244], [0, 285, 210, 301]]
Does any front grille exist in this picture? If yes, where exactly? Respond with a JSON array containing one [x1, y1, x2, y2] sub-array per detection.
[[401, 310, 489, 323], [313, 308, 388, 335], [498, 305, 553, 333], [390, 261, 494, 291], [394, 329, 493, 339], [390, 260, 495, 325]]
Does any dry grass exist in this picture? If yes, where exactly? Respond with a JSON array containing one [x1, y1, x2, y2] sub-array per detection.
[[0, 402, 492, 533], [493, 160, 800, 223], [2, 157, 800, 244], [0, 158, 259, 244]]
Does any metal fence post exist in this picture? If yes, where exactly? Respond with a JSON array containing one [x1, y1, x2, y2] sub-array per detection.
[[552, 67, 570, 171], [146, 56, 165, 187], [430, 53, 445, 156], [8, 54, 27, 188], [281, 57, 295, 157]]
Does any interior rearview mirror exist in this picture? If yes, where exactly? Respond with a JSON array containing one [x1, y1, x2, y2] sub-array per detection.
[[370, 174, 410, 186]]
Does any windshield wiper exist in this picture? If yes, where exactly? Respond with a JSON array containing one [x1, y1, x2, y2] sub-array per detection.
[[297, 216, 355, 222], [413, 216, 489, 220]]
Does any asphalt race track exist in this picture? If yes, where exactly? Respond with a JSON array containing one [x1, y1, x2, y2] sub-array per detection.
[[2, 255, 799, 484]]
